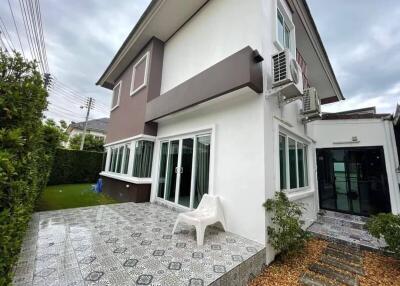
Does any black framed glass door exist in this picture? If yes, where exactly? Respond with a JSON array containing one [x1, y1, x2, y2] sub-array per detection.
[[317, 147, 391, 216]]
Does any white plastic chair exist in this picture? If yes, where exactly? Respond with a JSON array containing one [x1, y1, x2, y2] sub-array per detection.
[[172, 194, 226, 246]]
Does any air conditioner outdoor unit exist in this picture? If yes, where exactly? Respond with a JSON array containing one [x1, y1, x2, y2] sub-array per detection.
[[302, 87, 321, 116], [272, 49, 303, 100]]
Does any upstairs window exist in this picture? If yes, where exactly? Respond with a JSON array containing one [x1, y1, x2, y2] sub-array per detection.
[[275, 1, 295, 56], [111, 81, 121, 111], [277, 9, 291, 50], [130, 52, 149, 96]]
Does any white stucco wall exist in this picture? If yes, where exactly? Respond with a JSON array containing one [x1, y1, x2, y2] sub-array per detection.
[[259, 0, 320, 263], [160, 0, 263, 94], [150, 88, 266, 244], [308, 119, 400, 215]]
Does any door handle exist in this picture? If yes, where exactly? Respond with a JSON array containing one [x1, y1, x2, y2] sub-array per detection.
[[175, 167, 183, 174]]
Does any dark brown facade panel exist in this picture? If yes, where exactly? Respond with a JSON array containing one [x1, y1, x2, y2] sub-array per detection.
[[105, 38, 164, 144], [101, 176, 151, 203], [147, 38, 164, 102], [145, 46, 263, 122], [320, 95, 339, 105]]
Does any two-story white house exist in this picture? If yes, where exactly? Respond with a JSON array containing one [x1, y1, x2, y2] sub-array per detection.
[[97, 0, 400, 265]]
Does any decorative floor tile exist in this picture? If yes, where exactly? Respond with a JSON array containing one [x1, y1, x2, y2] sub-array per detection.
[[13, 202, 265, 286], [84, 271, 104, 281]]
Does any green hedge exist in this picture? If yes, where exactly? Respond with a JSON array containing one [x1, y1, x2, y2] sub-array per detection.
[[47, 148, 104, 185], [0, 51, 62, 285]]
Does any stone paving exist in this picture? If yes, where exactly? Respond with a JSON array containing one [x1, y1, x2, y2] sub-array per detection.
[[12, 202, 265, 286], [307, 210, 386, 251], [299, 242, 364, 286]]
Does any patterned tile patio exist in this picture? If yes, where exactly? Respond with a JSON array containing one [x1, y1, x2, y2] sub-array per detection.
[[13, 202, 265, 286]]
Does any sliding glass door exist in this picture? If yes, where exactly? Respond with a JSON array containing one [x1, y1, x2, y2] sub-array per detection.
[[157, 134, 211, 209]]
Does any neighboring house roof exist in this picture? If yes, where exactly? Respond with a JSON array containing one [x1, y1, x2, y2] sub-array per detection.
[[68, 118, 109, 134], [322, 107, 391, 120]]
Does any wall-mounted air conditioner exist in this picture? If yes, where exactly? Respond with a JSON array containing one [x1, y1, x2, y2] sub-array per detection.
[[302, 87, 321, 117], [271, 49, 303, 100]]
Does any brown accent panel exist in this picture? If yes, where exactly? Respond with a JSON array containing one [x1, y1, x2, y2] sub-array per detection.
[[145, 46, 263, 122], [101, 176, 151, 203], [105, 38, 164, 143], [321, 96, 339, 105]]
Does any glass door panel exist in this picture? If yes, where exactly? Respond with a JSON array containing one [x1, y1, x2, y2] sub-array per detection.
[[157, 142, 169, 199], [333, 161, 350, 212], [193, 135, 211, 208], [178, 138, 194, 207], [165, 140, 179, 203]]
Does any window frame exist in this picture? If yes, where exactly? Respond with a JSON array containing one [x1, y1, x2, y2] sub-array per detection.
[[279, 132, 309, 192], [130, 52, 150, 96], [102, 136, 155, 182], [111, 80, 122, 111], [274, 1, 296, 56]]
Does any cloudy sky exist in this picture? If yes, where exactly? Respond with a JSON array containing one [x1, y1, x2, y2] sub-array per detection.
[[0, 0, 399, 123], [308, 0, 400, 113]]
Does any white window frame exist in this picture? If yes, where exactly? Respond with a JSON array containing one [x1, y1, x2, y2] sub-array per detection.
[[100, 134, 156, 184], [279, 132, 309, 192], [130, 52, 150, 96], [111, 81, 122, 111], [274, 0, 296, 56]]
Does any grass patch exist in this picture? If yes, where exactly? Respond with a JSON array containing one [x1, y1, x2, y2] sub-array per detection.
[[36, 183, 118, 211]]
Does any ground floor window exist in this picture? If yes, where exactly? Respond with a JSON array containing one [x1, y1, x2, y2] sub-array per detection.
[[132, 140, 154, 178], [105, 137, 155, 179], [279, 132, 309, 191], [157, 133, 211, 209]]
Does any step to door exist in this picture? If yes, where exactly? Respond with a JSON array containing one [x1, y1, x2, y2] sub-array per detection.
[[309, 263, 359, 286], [317, 214, 365, 230], [319, 255, 364, 275], [318, 210, 369, 224], [323, 248, 362, 265], [327, 243, 360, 256], [307, 223, 383, 252], [299, 272, 338, 286]]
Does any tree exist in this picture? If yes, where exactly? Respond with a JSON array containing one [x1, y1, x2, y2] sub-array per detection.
[[69, 133, 104, 152], [0, 50, 61, 284], [42, 118, 68, 147]]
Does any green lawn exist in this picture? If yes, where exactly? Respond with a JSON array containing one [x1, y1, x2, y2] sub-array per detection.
[[35, 183, 118, 211]]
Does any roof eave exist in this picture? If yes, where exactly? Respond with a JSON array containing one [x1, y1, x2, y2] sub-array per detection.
[[96, 0, 161, 88], [300, 0, 345, 102]]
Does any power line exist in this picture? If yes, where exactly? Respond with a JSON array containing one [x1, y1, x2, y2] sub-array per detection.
[[20, 0, 42, 70], [18, 0, 34, 60], [48, 87, 109, 115], [7, 0, 25, 57], [33, 0, 48, 71], [0, 15, 16, 52], [26, 0, 46, 72]]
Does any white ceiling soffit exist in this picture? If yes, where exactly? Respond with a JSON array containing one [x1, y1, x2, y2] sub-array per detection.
[[98, 0, 208, 88], [291, 0, 344, 102]]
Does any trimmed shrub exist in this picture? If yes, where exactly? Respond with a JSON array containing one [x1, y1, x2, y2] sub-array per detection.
[[47, 148, 104, 185], [263, 191, 310, 258], [366, 213, 400, 258], [0, 51, 60, 285]]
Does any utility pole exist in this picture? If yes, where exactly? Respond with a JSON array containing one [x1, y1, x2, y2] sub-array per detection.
[[80, 97, 95, 150]]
